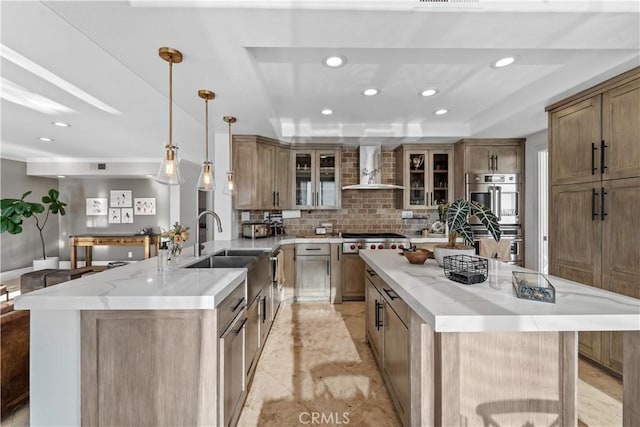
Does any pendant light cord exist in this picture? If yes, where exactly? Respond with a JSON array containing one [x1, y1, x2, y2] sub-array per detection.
[[228, 120, 232, 166], [168, 58, 173, 149], [205, 98, 210, 162]]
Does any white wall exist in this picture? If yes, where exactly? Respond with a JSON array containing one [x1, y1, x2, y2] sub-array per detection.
[[524, 130, 548, 270]]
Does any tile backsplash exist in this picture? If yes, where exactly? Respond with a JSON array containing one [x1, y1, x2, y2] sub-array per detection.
[[237, 148, 438, 237]]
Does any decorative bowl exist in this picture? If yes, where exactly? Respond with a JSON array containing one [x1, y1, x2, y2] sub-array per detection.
[[402, 248, 431, 264]]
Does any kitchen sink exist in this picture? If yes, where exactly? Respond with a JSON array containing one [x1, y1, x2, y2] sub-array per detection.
[[185, 256, 257, 269], [213, 249, 267, 257]]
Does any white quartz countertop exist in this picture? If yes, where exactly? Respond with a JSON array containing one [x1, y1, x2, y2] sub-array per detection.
[[360, 249, 640, 333]]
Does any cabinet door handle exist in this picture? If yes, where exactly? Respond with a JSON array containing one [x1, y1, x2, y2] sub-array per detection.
[[232, 317, 247, 335], [601, 187, 607, 221], [272, 191, 276, 207], [276, 191, 280, 207], [316, 191, 320, 206], [383, 288, 399, 300], [326, 260, 330, 276], [600, 140, 608, 174], [495, 155, 498, 171], [231, 297, 245, 312], [488, 155, 493, 171], [375, 300, 383, 330], [261, 296, 267, 322], [591, 143, 597, 175], [591, 188, 598, 221]]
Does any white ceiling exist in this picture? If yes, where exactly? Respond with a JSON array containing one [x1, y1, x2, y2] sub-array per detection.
[[1, 0, 638, 165]]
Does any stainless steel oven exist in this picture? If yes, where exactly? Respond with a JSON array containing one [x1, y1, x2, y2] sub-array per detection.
[[466, 173, 521, 225]]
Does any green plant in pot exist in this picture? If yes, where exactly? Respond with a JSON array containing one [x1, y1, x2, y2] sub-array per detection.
[[433, 199, 501, 267], [1, 189, 67, 268]]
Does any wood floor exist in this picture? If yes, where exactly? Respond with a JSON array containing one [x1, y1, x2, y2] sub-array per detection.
[[0, 302, 625, 426]]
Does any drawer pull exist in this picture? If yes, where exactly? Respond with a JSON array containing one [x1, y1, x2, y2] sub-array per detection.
[[231, 297, 245, 312], [383, 288, 399, 300]]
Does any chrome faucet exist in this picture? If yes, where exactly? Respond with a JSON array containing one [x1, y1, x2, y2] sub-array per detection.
[[195, 210, 223, 257]]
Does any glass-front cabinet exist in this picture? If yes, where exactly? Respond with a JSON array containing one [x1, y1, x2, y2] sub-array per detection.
[[293, 149, 341, 210], [395, 145, 453, 209]]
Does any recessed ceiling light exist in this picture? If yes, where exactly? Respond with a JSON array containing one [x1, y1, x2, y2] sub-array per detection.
[[38, 137, 54, 142], [57, 175, 66, 178], [323, 55, 346, 68], [321, 109, 334, 115], [420, 89, 439, 97], [492, 56, 517, 68], [51, 121, 71, 127], [362, 88, 380, 96], [434, 109, 448, 116]]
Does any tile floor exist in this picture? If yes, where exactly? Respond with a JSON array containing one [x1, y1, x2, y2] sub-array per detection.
[[0, 301, 625, 427]]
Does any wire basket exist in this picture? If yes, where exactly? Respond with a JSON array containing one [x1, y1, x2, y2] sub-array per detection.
[[443, 255, 488, 285]]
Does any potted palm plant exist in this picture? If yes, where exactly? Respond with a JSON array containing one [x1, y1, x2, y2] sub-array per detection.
[[1, 189, 67, 269], [433, 199, 501, 266]]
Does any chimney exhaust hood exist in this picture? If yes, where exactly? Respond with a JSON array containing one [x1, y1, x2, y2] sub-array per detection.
[[342, 146, 405, 190]]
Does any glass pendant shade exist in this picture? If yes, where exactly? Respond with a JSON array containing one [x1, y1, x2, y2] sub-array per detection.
[[223, 171, 235, 195], [156, 145, 184, 185], [223, 116, 237, 195], [155, 47, 184, 185], [197, 161, 215, 191]]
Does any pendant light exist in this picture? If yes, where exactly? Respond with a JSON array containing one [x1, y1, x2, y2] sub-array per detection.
[[197, 89, 216, 191], [155, 47, 185, 185], [223, 116, 237, 195]]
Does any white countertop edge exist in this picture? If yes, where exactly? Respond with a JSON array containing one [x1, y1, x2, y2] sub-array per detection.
[[360, 250, 640, 333]]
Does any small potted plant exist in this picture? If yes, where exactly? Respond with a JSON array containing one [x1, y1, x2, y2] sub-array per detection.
[[433, 199, 501, 266], [1, 189, 67, 269]]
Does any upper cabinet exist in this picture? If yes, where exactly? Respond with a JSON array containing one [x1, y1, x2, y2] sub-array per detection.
[[453, 139, 524, 198], [233, 136, 291, 210], [550, 76, 640, 186], [292, 149, 341, 210], [395, 145, 453, 209]]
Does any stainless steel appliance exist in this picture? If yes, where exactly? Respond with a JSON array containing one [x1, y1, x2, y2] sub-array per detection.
[[341, 233, 409, 301], [270, 249, 282, 320], [466, 173, 521, 225], [472, 225, 523, 266], [217, 283, 246, 427], [242, 222, 270, 239], [295, 243, 331, 301]]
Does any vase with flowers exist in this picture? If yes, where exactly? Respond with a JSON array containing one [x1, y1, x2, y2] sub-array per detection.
[[161, 222, 190, 264]]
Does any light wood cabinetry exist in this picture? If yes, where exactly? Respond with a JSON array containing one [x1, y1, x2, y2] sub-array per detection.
[[365, 267, 410, 426], [292, 149, 341, 210], [453, 138, 524, 197], [395, 145, 453, 209], [547, 67, 640, 375], [233, 136, 291, 210], [342, 252, 365, 300]]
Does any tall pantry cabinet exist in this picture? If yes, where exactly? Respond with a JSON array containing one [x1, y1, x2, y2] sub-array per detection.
[[547, 67, 640, 375]]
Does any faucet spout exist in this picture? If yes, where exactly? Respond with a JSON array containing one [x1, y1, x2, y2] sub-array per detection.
[[196, 210, 223, 256]]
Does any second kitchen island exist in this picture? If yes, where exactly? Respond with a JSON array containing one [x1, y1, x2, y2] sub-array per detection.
[[361, 249, 640, 427]]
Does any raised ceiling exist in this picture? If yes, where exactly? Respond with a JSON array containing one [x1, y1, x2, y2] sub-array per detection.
[[1, 1, 638, 164]]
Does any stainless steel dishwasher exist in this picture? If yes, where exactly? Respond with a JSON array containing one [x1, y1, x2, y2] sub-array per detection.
[[295, 243, 330, 301], [217, 282, 246, 427]]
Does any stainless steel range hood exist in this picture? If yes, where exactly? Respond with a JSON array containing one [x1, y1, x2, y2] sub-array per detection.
[[342, 146, 405, 190]]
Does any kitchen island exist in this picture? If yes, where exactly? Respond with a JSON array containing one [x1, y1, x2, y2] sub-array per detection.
[[360, 249, 640, 427], [15, 243, 251, 427]]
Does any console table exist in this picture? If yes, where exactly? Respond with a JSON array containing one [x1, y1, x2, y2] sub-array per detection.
[[70, 235, 160, 269]]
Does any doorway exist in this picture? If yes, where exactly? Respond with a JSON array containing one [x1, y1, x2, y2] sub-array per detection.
[[538, 150, 548, 274]]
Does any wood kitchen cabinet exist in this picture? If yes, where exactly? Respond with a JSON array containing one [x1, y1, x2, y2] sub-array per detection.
[[342, 252, 365, 300], [550, 76, 640, 186], [233, 135, 291, 210], [453, 138, 524, 198], [547, 66, 640, 375], [394, 144, 454, 209], [292, 148, 341, 210], [365, 266, 410, 426]]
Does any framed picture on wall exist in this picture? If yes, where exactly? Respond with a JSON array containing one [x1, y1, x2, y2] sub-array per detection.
[[134, 198, 156, 215], [108, 208, 121, 224], [121, 208, 134, 224], [86, 198, 108, 216], [110, 190, 132, 208]]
